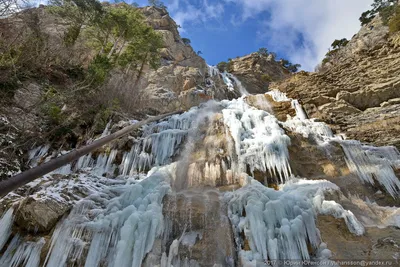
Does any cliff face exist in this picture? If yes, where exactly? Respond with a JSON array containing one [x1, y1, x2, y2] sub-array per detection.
[[229, 53, 291, 94], [0, 5, 242, 177], [272, 16, 400, 149]]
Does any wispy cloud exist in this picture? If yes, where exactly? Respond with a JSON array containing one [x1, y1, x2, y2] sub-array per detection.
[[167, 0, 225, 32]]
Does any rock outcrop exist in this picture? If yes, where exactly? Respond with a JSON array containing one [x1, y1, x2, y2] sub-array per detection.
[[272, 16, 400, 148], [229, 53, 290, 94]]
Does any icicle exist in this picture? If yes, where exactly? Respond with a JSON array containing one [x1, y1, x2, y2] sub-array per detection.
[[282, 116, 334, 144], [317, 200, 365, 235], [118, 108, 199, 176], [75, 153, 94, 171], [267, 89, 307, 119], [282, 178, 365, 236], [207, 65, 220, 77], [340, 140, 400, 198], [291, 99, 307, 120], [99, 120, 112, 139], [266, 89, 290, 102], [52, 163, 72, 175], [221, 72, 235, 91], [225, 179, 322, 263], [28, 144, 50, 167], [227, 73, 249, 96], [45, 171, 171, 267], [0, 208, 14, 251], [221, 97, 292, 184], [0, 236, 45, 267]]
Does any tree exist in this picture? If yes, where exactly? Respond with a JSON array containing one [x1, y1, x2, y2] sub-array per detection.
[[257, 47, 269, 56], [389, 4, 400, 33], [217, 61, 227, 72], [148, 0, 166, 9], [182, 37, 191, 45], [287, 64, 301, 73], [0, 0, 29, 17], [280, 59, 301, 73], [197, 50, 202, 55], [48, 1, 163, 88], [48, 0, 104, 46], [331, 38, 349, 50], [83, 4, 163, 85], [359, 0, 398, 25]]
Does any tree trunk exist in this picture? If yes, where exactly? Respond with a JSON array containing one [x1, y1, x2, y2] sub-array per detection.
[[107, 31, 125, 59], [133, 52, 148, 89]]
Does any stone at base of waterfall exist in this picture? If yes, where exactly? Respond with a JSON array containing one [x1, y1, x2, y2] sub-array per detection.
[[15, 197, 70, 233], [317, 215, 400, 261]]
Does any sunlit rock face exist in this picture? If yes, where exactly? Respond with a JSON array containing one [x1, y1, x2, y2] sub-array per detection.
[[1, 89, 400, 266], [228, 53, 291, 94], [272, 16, 400, 149]]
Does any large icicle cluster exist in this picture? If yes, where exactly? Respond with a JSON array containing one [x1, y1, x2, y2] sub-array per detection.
[[282, 179, 365, 236], [225, 179, 322, 265], [340, 140, 400, 198], [44, 171, 171, 267], [226, 178, 364, 266], [0, 208, 45, 267], [0, 235, 45, 267], [119, 108, 199, 176], [221, 97, 292, 184]]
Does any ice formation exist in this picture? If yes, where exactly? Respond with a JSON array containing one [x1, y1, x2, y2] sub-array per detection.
[[0, 208, 14, 251], [340, 140, 400, 198], [119, 107, 199, 176], [207, 64, 220, 77], [266, 89, 307, 120], [225, 178, 364, 265], [207, 64, 249, 95], [28, 144, 50, 167], [44, 171, 171, 267], [221, 97, 292, 184], [282, 179, 365, 236], [282, 116, 335, 144], [0, 235, 45, 267], [225, 179, 321, 264], [2, 83, 400, 266]]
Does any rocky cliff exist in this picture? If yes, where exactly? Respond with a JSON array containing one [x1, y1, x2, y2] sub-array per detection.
[[228, 52, 290, 94], [272, 16, 400, 149]]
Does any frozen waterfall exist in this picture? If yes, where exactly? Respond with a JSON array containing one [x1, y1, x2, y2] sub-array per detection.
[[1, 81, 400, 266]]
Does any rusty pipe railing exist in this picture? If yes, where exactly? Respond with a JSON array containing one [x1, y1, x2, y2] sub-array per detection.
[[0, 110, 183, 198]]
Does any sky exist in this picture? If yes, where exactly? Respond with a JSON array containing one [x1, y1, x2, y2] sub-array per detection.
[[133, 0, 373, 71]]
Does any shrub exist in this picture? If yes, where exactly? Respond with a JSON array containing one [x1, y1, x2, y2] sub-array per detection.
[[257, 47, 269, 56], [63, 24, 81, 46], [217, 61, 227, 72], [389, 6, 400, 33], [359, 0, 398, 26], [182, 38, 191, 45], [331, 38, 349, 50], [261, 74, 272, 83], [87, 55, 112, 87]]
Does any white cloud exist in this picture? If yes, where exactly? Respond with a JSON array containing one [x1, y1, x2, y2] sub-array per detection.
[[228, 0, 373, 70], [167, 0, 225, 32]]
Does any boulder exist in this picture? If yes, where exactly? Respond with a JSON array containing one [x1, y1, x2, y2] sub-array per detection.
[[15, 197, 70, 233]]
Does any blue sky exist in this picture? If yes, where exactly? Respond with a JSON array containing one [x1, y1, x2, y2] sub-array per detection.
[[134, 0, 373, 71]]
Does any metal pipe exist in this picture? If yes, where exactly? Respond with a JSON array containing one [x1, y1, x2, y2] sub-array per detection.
[[0, 110, 183, 197]]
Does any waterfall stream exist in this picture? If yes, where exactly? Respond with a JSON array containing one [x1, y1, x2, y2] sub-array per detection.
[[0, 68, 400, 266]]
